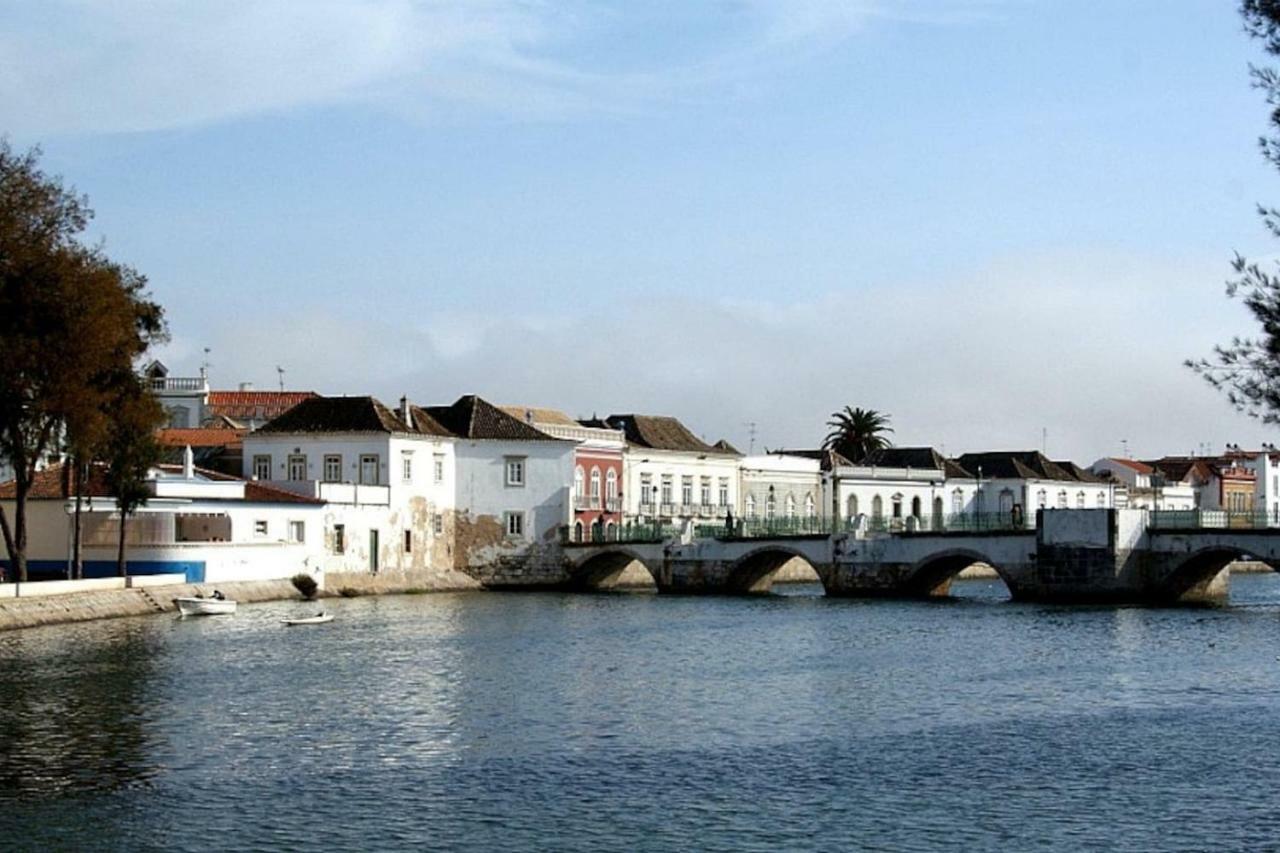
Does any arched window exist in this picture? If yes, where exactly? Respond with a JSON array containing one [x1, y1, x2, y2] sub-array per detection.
[[746, 494, 757, 519], [574, 466, 585, 500], [1056, 490, 1068, 509], [911, 496, 922, 519], [805, 494, 816, 519], [872, 495, 884, 518], [999, 489, 1014, 515], [951, 489, 963, 515], [1096, 492, 1107, 508], [765, 489, 777, 521], [591, 518, 604, 542], [169, 405, 190, 428], [605, 521, 617, 541], [785, 494, 796, 519], [847, 494, 859, 518], [606, 469, 618, 500], [572, 520, 584, 542], [1076, 491, 1086, 509], [1036, 489, 1047, 509], [590, 467, 602, 507], [891, 494, 903, 519], [933, 496, 944, 526]]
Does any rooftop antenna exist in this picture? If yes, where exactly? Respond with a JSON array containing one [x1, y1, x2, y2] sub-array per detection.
[[744, 421, 758, 455], [200, 347, 212, 380], [1041, 427, 1047, 456], [1121, 439, 1129, 458], [276, 366, 285, 392]]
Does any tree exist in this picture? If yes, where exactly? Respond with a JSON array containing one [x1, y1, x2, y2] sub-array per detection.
[[0, 142, 165, 581], [1188, 2, 1280, 420], [822, 406, 893, 463], [102, 377, 165, 578]]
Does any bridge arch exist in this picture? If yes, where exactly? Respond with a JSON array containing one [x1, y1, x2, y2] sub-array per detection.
[[904, 548, 1014, 599], [567, 547, 659, 591], [725, 546, 826, 594], [1158, 546, 1276, 605]]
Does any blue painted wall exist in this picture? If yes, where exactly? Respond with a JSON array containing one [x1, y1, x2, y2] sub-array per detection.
[[0, 559, 205, 583]]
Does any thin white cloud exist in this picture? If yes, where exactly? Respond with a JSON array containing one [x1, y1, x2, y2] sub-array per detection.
[[0, 0, 1002, 135]]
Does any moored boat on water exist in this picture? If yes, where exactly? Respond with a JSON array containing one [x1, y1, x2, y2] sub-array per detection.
[[281, 612, 334, 626], [174, 595, 237, 616]]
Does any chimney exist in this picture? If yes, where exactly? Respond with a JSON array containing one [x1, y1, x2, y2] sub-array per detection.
[[239, 381, 253, 392], [400, 396, 414, 430], [183, 445, 194, 479], [525, 409, 534, 424]]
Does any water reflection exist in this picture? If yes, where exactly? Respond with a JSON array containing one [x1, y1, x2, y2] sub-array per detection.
[[0, 622, 161, 794]]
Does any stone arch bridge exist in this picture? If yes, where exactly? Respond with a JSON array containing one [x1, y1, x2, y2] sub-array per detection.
[[556, 510, 1280, 606]]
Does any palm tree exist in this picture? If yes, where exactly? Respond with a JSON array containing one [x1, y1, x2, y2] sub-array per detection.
[[823, 406, 893, 463]]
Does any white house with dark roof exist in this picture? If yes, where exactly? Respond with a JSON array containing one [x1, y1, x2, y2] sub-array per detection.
[[739, 453, 824, 526], [241, 394, 573, 574], [604, 414, 740, 525]]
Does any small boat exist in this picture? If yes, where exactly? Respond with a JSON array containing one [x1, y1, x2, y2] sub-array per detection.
[[174, 596, 237, 616], [281, 612, 334, 626]]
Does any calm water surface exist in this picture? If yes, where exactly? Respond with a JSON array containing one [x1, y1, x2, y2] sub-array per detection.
[[4, 576, 1280, 851]]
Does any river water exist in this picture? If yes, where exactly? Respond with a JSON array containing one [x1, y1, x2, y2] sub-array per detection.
[[3, 576, 1280, 851]]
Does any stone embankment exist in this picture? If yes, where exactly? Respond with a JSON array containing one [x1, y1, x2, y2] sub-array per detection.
[[0, 567, 481, 632]]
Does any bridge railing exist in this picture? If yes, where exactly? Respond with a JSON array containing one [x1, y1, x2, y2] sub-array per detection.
[[1148, 509, 1280, 530], [558, 522, 678, 545]]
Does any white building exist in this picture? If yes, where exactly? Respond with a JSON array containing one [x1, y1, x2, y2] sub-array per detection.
[[604, 414, 740, 525], [0, 454, 329, 583], [1089, 457, 1195, 511], [954, 452, 1113, 526], [738, 453, 824, 526], [830, 447, 975, 530], [241, 394, 574, 572]]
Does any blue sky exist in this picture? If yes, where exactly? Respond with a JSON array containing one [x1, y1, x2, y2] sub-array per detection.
[[3, 0, 1277, 460]]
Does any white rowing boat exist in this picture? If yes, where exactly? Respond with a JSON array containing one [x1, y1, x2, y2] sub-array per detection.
[[174, 596, 237, 616], [282, 612, 334, 626]]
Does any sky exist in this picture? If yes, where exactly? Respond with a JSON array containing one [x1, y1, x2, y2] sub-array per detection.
[[2, 0, 1278, 461]]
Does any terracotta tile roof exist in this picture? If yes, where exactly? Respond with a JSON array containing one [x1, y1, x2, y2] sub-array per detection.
[[605, 414, 734, 455], [1053, 460, 1106, 483], [156, 428, 246, 449], [424, 396, 561, 441], [206, 391, 317, 422], [498, 405, 580, 427], [1107, 458, 1154, 474], [257, 396, 410, 434], [404, 405, 456, 438], [1, 463, 323, 504]]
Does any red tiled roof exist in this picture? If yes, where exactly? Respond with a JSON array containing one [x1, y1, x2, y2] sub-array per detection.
[[156, 428, 246, 448], [1, 463, 322, 505], [206, 391, 317, 421], [1108, 458, 1153, 474]]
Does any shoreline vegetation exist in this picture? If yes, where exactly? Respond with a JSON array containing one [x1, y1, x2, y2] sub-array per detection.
[[0, 560, 1274, 633]]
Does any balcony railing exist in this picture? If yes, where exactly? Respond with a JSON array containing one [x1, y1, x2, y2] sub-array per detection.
[[559, 521, 678, 544], [149, 376, 206, 392], [605, 497, 621, 513]]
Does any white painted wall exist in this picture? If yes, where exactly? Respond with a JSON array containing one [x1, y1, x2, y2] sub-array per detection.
[[739, 454, 822, 520], [623, 448, 739, 521], [453, 439, 573, 541]]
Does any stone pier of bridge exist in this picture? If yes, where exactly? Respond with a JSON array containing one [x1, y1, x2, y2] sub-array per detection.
[[558, 509, 1280, 605]]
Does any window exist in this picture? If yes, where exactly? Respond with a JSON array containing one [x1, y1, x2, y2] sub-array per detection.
[[681, 476, 693, 506], [323, 454, 342, 482], [746, 494, 757, 519], [401, 452, 413, 483], [911, 496, 922, 519], [848, 494, 860, 517], [605, 521, 617, 541], [590, 467, 602, 507], [404, 530, 412, 553], [1097, 492, 1107, 508], [504, 512, 524, 538], [505, 456, 525, 487], [333, 524, 345, 554], [640, 473, 654, 505], [573, 520, 584, 542], [805, 494, 816, 519], [1076, 491, 1086, 509], [169, 405, 190, 429], [432, 514, 443, 535], [785, 494, 796, 519], [1057, 490, 1068, 509], [718, 478, 730, 507], [765, 490, 776, 521], [951, 489, 962, 515], [891, 495, 902, 519], [999, 489, 1014, 515], [288, 521, 305, 543], [606, 469, 619, 500], [287, 454, 307, 481], [254, 519, 268, 537], [1036, 489, 1047, 509], [434, 454, 445, 484], [700, 477, 712, 506], [574, 466, 585, 499], [360, 454, 380, 485], [661, 475, 673, 505], [253, 454, 271, 481], [872, 495, 884, 518]]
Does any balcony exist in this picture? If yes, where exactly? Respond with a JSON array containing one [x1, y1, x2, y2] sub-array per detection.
[[605, 497, 621, 513], [573, 495, 591, 511], [149, 376, 207, 393]]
